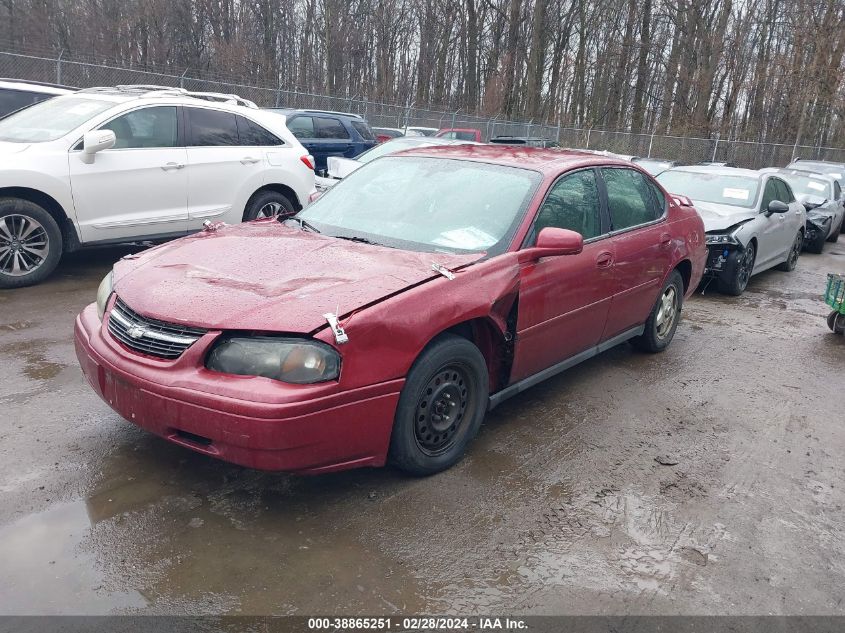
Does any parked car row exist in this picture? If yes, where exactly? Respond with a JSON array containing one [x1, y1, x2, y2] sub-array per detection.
[[2, 82, 841, 478]]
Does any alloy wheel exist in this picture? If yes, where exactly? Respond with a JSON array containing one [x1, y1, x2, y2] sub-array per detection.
[[788, 233, 802, 268], [256, 201, 284, 218], [0, 214, 49, 276], [414, 364, 472, 456], [737, 244, 755, 291], [655, 285, 678, 340]]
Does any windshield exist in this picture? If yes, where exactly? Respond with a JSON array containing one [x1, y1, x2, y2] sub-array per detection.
[[356, 138, 434, 164], [298, 156, 541, 255], [0, 96, 115, 143], [779, 173, 832, 200], [657, 170, 760, 208]]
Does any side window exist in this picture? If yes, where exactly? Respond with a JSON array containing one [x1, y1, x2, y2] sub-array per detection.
[[532, 169, 602, 242], [350, 120, 375, 141], [834, 180, 841, 200], [287, 116, 314, 139], [187, 107, 238, 146], [440, 131, 457, 140], [760, 179, 779, 211], [776, 179, 794, 203], [601, 168, 660, 231], [236, 116, 282, 146], [648, 180, 668, 214], [314, 117, 350, 140], [100, 106, 178, 149]]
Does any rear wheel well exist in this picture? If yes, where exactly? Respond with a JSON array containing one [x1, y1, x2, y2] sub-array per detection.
[[0, 187, 78, 251], [674, 259, 692, 294], [247, 184, 301, 212]]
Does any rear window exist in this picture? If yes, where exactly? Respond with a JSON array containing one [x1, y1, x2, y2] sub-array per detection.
[[314, 117, 350, 140], [656, 170, 760, 208], [236, 116, 282, 146], [187, 107, 238, 146], [351, 120, 375, 141]]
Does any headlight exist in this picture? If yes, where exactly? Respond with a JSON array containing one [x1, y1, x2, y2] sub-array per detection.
[[96, 271, 114, 320], [206, 336, 340, 384], [705, 233, 740, 246]]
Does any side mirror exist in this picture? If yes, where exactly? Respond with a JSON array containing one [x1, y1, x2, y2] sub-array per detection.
[[767, 200, 789, 214], [519, 227, 584, 263], [80, 130, 116, 164]]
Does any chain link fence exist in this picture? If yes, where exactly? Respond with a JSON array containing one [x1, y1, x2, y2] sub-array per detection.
[[3, 48, 845, 169]]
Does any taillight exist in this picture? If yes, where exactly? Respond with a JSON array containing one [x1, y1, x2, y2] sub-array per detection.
[[300, 155, 315, 170]]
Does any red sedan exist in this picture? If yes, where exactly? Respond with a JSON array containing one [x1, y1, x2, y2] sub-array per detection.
[[74, 146, 706, 475]]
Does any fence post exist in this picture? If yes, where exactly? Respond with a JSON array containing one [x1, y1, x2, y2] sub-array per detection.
[[56, 49, 64, 85], [586, 128, 592, 149], [711, 131, 720, 162], [647, 130, 655, 158], [180, 68, 189, 89]]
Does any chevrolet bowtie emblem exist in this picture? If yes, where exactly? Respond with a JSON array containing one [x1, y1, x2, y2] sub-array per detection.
[[127, 325, 146, 339]]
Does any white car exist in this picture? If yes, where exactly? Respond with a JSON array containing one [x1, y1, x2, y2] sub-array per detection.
[[404, 126, 439, 137], [657, 166, 806, 295], [0, 85, 315, 288]]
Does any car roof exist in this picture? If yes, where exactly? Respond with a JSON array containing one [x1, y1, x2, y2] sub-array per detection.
[[0, 78, 75, 95], [75, 85, 259, 110], [761, 167, 837, 182], [266, 108, 363, 119], [668, 164, 762, 179], [390, 144, 628, 173]]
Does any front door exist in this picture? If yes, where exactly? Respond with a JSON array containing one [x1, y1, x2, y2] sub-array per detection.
[[510, 168, 616, 382], [69, 105, 188, 243]]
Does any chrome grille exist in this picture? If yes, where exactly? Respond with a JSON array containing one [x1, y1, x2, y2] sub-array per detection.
[[107, 297, 207, 359]]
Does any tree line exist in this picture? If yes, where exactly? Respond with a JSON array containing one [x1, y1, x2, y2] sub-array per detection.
[[2, 0, 844, 147]]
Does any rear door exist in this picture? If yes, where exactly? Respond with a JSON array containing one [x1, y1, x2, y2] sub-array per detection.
[[510, 168, 616, 381], [600, 167, 673, 339], [68, 105, 188, 242], [184, 106, 265, 227]]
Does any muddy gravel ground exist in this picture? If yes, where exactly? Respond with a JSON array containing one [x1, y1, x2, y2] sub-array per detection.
[[0, 244, 843, 616]]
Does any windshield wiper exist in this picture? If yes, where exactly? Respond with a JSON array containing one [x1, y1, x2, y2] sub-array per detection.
[[288, 217, 321, 234], [334, 235, 391, 247]]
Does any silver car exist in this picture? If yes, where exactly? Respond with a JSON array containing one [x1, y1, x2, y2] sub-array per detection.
[[657, 166, 806, 295], [761, 168, 844, 253]]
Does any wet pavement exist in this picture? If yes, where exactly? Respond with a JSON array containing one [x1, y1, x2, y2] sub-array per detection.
[[1, 244, 844, 615]]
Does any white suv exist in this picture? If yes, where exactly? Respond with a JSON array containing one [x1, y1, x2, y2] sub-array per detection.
[[0, 85, 315, 288]]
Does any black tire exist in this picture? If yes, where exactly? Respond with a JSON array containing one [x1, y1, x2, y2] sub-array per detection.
[[389, 334, 489, 475], [828, 311, 845, 334], [632, 270, 684, 353], [0, 198, 63, 289], [827, 217, 842, 243], [717, 242, 755, 296], [243, 190, 296, 221], [805, 229, 826, 254], [776, 231, 802, 272]]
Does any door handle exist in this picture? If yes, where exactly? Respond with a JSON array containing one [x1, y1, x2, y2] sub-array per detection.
[[240, 156, 260, 165], [596, 252, 614, 268], [161, 162, 184, 171]]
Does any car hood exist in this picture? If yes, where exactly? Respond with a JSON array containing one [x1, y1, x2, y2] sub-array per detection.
[[692, 200, 757, 232], [112, 220, 484, 333]]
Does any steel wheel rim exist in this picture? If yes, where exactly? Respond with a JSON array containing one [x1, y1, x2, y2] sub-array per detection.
[[0, 214, 49, 276], [414, 363, 472, 456], [256, 201, 283, 218], [738, 244, 754, 290], [655, 285, 678, 339]]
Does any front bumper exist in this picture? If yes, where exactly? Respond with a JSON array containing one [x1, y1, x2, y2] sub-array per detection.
[[704, 244, 736, 276], [74, 303, 402, 473]]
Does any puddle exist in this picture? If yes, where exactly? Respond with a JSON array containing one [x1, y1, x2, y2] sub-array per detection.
[[0, 501, 146, 614]]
